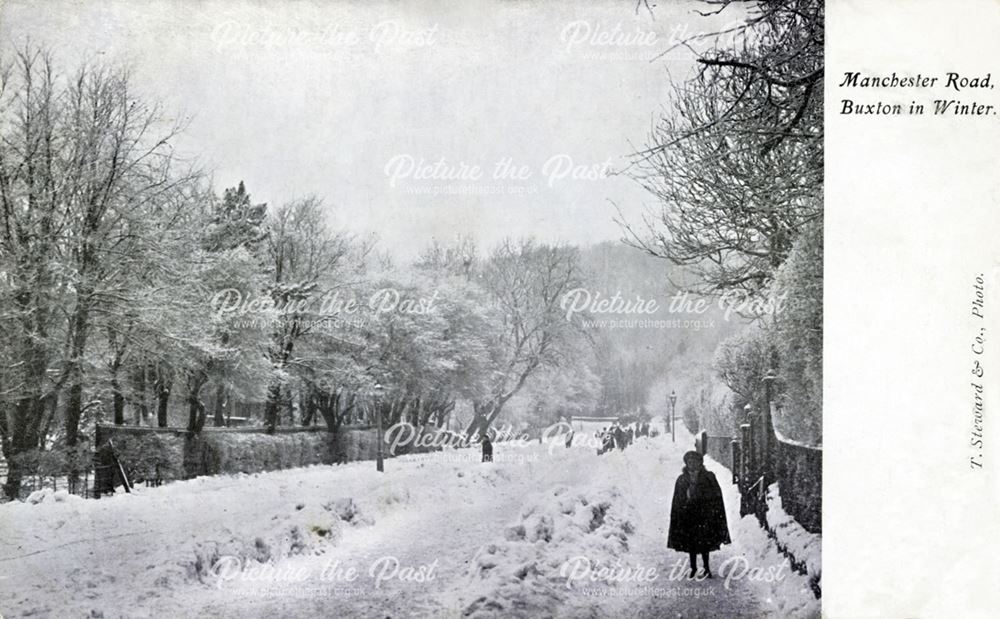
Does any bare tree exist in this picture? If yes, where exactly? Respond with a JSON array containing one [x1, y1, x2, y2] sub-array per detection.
[[619, 0, 823, 298], [467, 239, 583, 434], [262, 196, 353, 432], [0, 45, 203, 495], [0, 47, 64, 497], [415, 235, 478, 279]]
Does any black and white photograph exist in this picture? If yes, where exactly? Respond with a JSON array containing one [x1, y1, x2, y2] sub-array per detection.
[[0, 1, 825, 617]]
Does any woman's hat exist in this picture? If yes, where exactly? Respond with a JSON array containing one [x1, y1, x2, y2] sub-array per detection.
[[682, 450, 703, 464]]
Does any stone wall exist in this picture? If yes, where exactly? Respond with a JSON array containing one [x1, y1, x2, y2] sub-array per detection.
[[774, 439, 822, 533]]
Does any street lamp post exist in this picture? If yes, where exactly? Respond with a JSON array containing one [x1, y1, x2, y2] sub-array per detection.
[[669, 390, 677, 443], [374, 382, 385, 473]]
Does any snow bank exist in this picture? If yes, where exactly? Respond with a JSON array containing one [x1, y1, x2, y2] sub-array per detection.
[[766, 483, 822, 583], [0, 457, 428, 617], [702, 454, 821, 618], [154, 496, 378, 590], [25, 488, 86, 505], [457, 483, 636, 618]]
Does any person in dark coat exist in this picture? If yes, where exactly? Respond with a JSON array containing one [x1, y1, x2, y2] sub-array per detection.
[[667, 451, 731, 578], [614, 424, 626, 450], [480, 432, 493, 462]]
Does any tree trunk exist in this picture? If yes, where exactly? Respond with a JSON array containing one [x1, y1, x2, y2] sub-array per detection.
[[263, 331, 295, 433], [4, 374, 48, 498], [389, 397, 404, 425], [3, 304, 58, 498], [131, 365, 149, 425], [343, 394, 356, 427], [467, 401, 496, 436], [38, 392, 60, 449], [64, 285, 96, 450], [212, 383, 226, 427], [65, 381, 85, 447], [186, 372, 209, 433], [1, 396, 46, 500], [155, 368, 172, 428], [112, 374, 125, 425], [411, 397, 422, 426], [65, 388, 86, 493], [283, 388, 296, 426], [301, 389, 316, 427], [317, 390, 336, 431], [264, 383, 282, 433]]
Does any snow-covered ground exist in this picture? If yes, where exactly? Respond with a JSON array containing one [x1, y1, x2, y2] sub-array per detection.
[[766, 484, 822, 592], [0, 425, 819, 618]]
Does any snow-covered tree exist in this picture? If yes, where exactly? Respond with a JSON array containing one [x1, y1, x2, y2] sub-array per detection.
[[0, 46, 208, 496], [260, 196, 355, 432], [467, 239, 585, 434], [620, 0, 823, 299]]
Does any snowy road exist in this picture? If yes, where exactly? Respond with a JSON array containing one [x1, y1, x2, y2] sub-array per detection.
[[182, 450, 601, 617], [0, 427, 819, 618]]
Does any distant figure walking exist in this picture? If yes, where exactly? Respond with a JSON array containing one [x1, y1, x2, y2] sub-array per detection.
[[667, 451, 730, 578], [599, 427, 613, 455], [480, 432, 493, 463]]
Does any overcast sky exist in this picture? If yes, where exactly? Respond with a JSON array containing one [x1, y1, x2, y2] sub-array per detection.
[[1, 0, 739, 258]]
